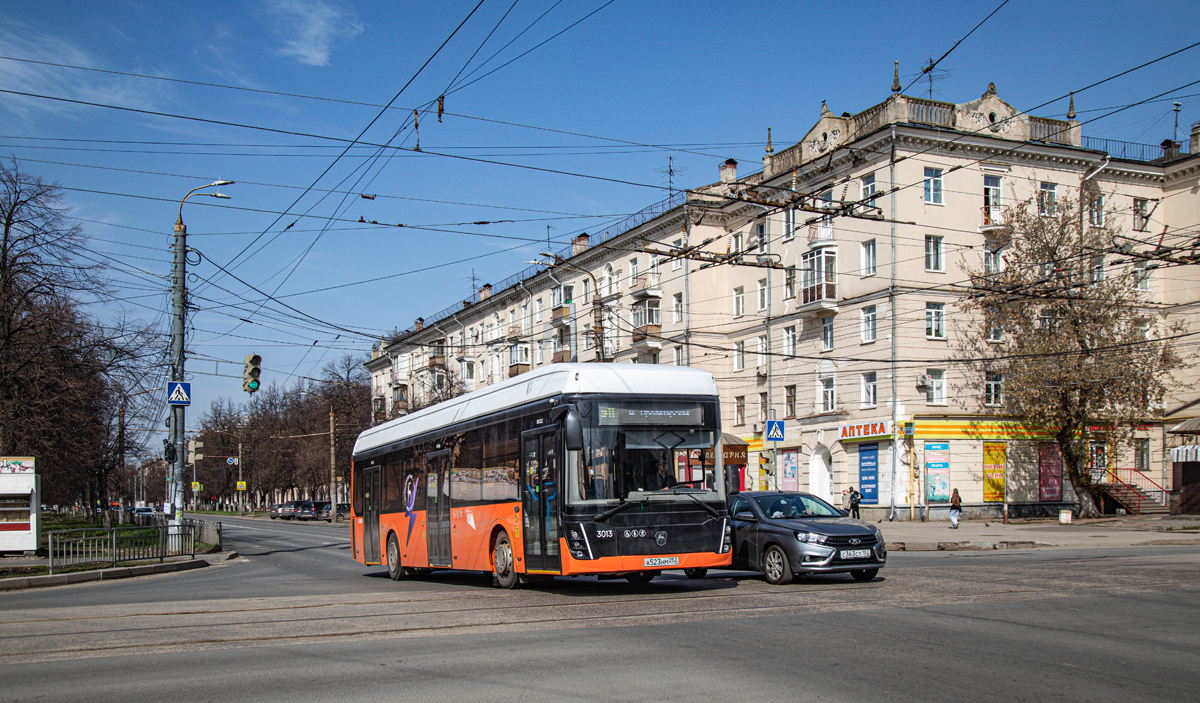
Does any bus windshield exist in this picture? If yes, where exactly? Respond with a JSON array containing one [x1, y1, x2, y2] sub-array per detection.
[[567, 399, 722, 505]]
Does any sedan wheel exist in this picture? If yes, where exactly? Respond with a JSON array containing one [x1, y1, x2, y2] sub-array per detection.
[[386, 533, 404, 581], [762, 545, 794, 585], [493, 532, 519, 589], [851, 568, 879, 582], [335, 513, 345, 523]]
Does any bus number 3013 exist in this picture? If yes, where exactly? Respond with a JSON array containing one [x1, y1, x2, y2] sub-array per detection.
[[596, 529, 613, 538]]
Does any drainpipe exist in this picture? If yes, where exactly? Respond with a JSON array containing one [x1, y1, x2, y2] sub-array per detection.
[[889, 124, 899, 522], [683, 205, 692, 366]]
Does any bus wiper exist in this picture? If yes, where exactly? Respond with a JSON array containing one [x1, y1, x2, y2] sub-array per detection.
[[594, 500, 636, 523], [673, 489, 721, 518]]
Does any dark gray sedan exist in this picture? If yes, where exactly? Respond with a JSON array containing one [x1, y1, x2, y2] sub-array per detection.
[[728, 491, 886, 584]]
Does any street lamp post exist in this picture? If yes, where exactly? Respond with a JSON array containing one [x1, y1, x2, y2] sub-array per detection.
[[170, 180, 232, 526], [305, 392, 337, 514]]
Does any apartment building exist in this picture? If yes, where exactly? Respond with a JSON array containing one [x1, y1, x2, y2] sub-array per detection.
[[367, 77, 1200, 519]]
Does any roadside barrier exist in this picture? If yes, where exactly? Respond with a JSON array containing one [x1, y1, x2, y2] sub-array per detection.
[[47, 524, 196, 574]]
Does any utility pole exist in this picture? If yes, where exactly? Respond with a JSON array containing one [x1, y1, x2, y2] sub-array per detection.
[[170, 180, 232, 526], [305, 392, 337, 514], [238, 440, 244, 515]]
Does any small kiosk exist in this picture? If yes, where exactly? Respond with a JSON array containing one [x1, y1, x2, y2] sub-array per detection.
[[0, 457, 39, 553]]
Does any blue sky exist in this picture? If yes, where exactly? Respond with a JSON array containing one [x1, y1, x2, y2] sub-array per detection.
[[1, 0, 1197, 433]]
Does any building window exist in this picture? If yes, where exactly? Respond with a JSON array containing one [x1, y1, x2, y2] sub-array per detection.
[[1133, 198, 1149, 231], [757, 278, 768, 311], [509, 344, 530, 365], [759, 392, 769, 423], [862, 372, 877, 407], [754, 222, 767, 253], [632, 299, 660, 327], [463, 361, 474, 381], [986, 306, 1003, 342], [925, 235, 944, 272], [672, 238, 684, 270], [1038, 182, 1057, 215], [1090, 256, 1106, 283], [984, 175, 1002, 225], [552, 284, 574, 308], [1134, 438, 1150, 474], [535, 298, 544, 322], [734, 341, 745, 371], [783, 208, 796, 241], [926, 369, 946, 404], [1134, 261, 1151, 291], [984, 245, 1004, 275], [604, 264, 615, 295], [673, 292, 684, 322], [1088, 192, 1105, 226], [674, 346, 684, 366], [861, 305, 877, 343], [861, 172, 877, 207], [924, 167, 943, 204], [985, 371, 1004, 407], [784, 325, 797, 356], [926, 302, 946, 339], [536, 340, 545, 364], [800, 248, 837, 304], [821, 317, 834, 351], [733, 287, 745, 317], [735, 396, 745, 426], [785, 385, 797, 418], [861, 239, 876, 276], [581, 279, 589, 303], [756, 335, 767, 368], [784, 266, 796, 299], [629, 258, 639, 280], [821, 377, 836, 412], [731, 231, 743, 254]]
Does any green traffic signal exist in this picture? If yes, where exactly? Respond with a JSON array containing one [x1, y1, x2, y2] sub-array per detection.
[[243, 353, 262, 394]]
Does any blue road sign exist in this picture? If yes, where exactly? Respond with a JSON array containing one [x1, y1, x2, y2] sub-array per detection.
[[166, 382, 192, 406], [765, 420, 785, 442]]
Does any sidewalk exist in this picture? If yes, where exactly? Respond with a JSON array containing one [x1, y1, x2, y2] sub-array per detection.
[[879, 514, 1200, 551]]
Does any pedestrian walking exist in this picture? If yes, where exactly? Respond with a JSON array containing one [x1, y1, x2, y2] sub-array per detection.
[[949, 488, 962, 528], [849, 487, 862, 519], [840, 488, 851, 511]]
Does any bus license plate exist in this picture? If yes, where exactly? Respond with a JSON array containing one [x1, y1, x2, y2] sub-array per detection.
[[644, 557, 679, 567], [840, 549, 871, 560]]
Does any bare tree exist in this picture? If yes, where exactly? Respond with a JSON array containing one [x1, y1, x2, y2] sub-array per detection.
[[958, 192, 1187, 517]]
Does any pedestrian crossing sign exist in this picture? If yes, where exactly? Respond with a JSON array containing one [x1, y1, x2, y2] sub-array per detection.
[[167, 382, 192, 406], [766, 420, 785, 442], [237, 481, 247, 491]]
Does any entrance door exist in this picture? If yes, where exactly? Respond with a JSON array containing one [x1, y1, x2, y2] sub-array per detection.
[[363, 467, 381, 563], [426, 451, 452, 567], [521, 428, 561, 573]]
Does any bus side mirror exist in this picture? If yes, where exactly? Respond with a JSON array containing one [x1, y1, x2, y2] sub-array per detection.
[[564, 410, 584, 451]]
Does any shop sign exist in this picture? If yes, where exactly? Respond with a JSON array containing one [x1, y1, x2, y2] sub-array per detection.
[[839, 419, 891, 442], [925, 442, 950, 502], [983, 442, 1006, 502], [1, 457, 35, 473], [859, 443, 879, 504]]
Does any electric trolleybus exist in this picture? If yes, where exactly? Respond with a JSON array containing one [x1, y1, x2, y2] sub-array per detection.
[[349, 363, 732, 587]]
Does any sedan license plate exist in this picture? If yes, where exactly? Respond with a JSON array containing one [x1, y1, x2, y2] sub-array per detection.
[[644, 557, 679, 567], [840, 549, 872, 560]]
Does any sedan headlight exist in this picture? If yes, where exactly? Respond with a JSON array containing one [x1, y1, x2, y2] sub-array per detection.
[[795, 531, 828, 544]]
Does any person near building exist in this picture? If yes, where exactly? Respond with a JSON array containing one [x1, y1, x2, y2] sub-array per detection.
[[841, 488, 851, 511], [949, 488, 962, 529], [849, 487, 862, 519]]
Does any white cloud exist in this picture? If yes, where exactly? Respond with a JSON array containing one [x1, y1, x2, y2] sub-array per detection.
[[264, 0, 364, 67]]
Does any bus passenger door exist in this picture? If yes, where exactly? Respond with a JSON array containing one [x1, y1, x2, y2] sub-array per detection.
[[426, 451, 452, 568], [521, 428, 561, 573], [363, 466, 382, 564]]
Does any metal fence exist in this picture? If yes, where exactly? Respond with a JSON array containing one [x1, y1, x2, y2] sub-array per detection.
[[47, 524, 196, 574]]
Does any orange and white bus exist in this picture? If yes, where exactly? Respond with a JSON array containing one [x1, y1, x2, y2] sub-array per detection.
[[349, 363, 731, 587]]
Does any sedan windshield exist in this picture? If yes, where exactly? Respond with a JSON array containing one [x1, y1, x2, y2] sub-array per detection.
[[755, 494, 842, 519]]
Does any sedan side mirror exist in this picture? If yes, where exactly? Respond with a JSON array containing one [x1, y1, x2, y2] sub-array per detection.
[[733, 509, 756, 521]]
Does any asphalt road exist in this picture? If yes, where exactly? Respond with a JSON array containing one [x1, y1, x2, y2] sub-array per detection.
[[2, 515, 1197, 702]]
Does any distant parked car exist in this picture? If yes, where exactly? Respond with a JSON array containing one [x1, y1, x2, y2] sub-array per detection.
[[132, 507, 156, 520], [278, 501, 305, 519], [727, 491, 887, 585], [321, 503, 350, 523], [298, 501, 326, 521], [269, 503, 283, 519]]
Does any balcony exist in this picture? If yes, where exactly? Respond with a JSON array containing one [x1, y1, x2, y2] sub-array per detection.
[[427, 355, 445, 369], [980, 206, 1009, 236], [799, 283, 838, 315], [807, 221, 835, 247], [631, 324, 662, 352], [391, 399, 409, 414], [506, 324, 523, 341], [629, 274, 662, 299], [551, 349, 572, 364], [550, 305, 571, 326], [508, 363, 530, 378]]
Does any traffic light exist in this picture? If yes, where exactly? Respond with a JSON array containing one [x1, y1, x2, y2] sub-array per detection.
[[759, 454, 774, 475], [243, 353, 262, 393], [162, 438, 176, 463]]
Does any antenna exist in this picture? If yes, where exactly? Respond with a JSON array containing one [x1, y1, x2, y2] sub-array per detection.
[[909, 56, 951, 100], [654, 156, 688, 196]]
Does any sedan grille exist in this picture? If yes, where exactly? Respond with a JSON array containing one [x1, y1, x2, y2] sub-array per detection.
[[824, 534, 880, 548]]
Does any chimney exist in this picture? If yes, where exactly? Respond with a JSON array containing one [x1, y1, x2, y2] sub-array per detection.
[[414, 317, 424, 332], [719, 158, 738, 184], [479, 283, 492, 300], [1161, 139, 1181, 161], [572, 233, 590, 256], [1191, 121, 1200, 156]]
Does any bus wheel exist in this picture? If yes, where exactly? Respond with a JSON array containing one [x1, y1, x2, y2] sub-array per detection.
[[625, 571, 656, 584], [386, 533, 404, 581], [493, 532, 519, 589], [683, 568, 708, 579]]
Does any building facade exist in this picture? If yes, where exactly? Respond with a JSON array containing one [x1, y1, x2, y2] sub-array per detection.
[[367, 77, 1200, 519]]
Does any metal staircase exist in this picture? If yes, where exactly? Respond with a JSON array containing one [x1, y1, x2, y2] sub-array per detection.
[[1099, 468, 1169, 515]]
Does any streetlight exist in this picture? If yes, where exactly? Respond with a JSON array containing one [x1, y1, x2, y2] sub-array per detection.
[[529, 252, 607, 362], [169, 180, 233, 526], [304, 391, 337, 514]]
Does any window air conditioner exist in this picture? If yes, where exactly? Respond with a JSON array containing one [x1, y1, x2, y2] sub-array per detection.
[[752, 423, 762, 434], [756, 366, 768, 377], [916, 374, 932, 387]]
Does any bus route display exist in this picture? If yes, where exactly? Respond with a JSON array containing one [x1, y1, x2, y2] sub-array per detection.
[[597, 403, 703, 426]]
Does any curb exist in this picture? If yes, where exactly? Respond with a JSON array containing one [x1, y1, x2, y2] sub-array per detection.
[[888, 540, 1043, 552], [0, 557, 212, 592]]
